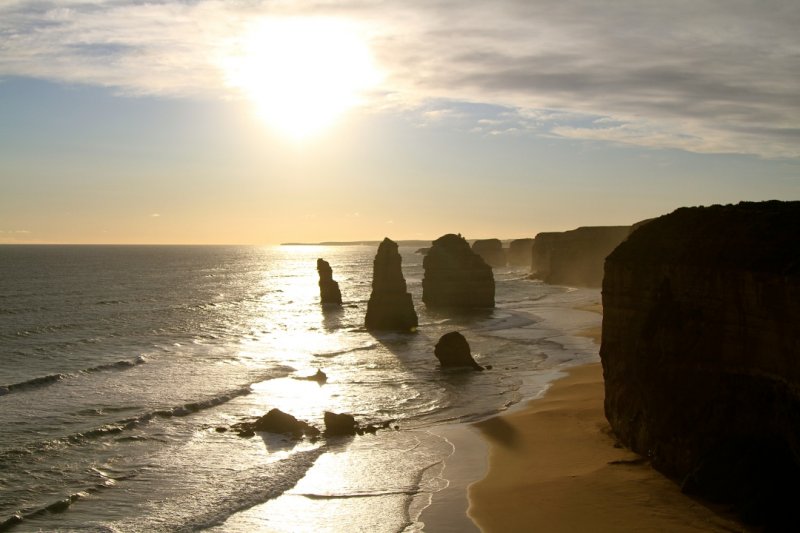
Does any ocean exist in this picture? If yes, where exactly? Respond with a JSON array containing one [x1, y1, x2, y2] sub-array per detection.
[[0, 244, 600, 532]]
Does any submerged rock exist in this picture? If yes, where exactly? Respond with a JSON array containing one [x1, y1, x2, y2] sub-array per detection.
[[317, 258, 342, 305], [323, 411, 358, 437], [365, 238, 418, 331], [434, 331, 484, 370], [471, 239, 507, 267], [422, 234, 495, 308], [601, 200, 800, 528]]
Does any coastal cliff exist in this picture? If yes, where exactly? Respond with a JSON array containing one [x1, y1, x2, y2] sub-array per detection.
[[531, 226, 631, 287], [471, 239, 506, 267], [600, 201, 800, 527], [423, 234, 495, 308], [507, 238, 534, 267]]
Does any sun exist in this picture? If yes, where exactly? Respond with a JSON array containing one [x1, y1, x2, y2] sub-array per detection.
[[221, 17, 382, 140]]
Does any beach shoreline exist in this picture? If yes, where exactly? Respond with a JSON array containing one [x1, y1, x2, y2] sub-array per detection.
[[466, 362, 746, 532]]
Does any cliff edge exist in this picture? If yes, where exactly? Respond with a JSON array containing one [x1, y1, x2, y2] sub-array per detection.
[[531, 226, 631, 287], [600, 200, 800, 527]]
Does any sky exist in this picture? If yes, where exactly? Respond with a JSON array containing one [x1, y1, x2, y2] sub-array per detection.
[[1, 0, 798, 244]]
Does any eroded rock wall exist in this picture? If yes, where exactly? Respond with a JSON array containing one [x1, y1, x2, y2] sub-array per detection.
[[507, 238, 534, 267], [600, 201, 800, 526], [531, 226, 631, 287]]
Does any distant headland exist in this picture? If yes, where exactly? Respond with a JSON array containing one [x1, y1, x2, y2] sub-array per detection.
[[281, 240, 434, 247]]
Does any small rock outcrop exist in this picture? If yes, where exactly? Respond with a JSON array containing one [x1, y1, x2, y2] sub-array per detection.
[[434, 332, 484, 370], [471, 239, 507, 267], [298, 369, 327, 384], [323, 411, 358, 436], [317, 258, 342, 305], [245, 408, 320, 439], [530, 226, 632, 287], [422, 234, 495, 308], [507, 238, 534, 267], [364, 238, 418, 331], [601, 201, 800, 528]]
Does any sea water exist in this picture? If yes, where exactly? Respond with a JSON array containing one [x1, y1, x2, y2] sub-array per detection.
[[0, 245, 601, 532]]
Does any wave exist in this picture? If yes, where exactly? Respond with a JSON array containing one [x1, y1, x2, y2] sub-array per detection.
[[82, 355, 148, 374], [0, 356, 148, 396], [313, 342, 378, 358], [126, 448, 326, 533], [0, 468, 140, 532], [0, 491, 86, 532], [1, 321, 81, 340], [0, 373, 290, 460]]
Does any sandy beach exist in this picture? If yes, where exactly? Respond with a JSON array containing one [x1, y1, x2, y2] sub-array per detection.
[[467, 362, 746, 532]]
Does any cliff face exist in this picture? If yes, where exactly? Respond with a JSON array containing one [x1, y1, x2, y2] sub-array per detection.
[[316, 258, 342, 305], [365, 238, 418, 331], [471, 239, 507, 267], [531, 226, 631, 287], [507, 238, 534, 267], [600, 201, 800, 526], [423, 234, 495, 308]]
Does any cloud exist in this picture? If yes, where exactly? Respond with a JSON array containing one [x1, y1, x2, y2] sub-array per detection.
[[1, 0, 798, 157]]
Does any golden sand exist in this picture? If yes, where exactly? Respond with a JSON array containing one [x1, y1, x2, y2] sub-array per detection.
[[468, 363, 745, 532]]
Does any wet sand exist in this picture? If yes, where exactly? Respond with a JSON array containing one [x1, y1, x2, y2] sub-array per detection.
[[467, 362, 744, 532]]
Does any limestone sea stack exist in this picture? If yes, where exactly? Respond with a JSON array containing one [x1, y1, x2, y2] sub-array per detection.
[[422, 234, 495, 308], [317, 258, 342, 305], [507, 238, 534, 267], [600, 201, 800, 528], [471, 239, 507, 267], [364, 238, 418, 331], [434, 332, 483, 370]]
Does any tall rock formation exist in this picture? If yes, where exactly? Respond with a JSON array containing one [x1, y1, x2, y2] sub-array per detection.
[[507, 238, 534, 267], [471, 239, 507, 267], [316, 258, 342, 305], [600, 201, 800, 527], [364, 238, 418, 331], [422, 234, 495, 308], [530, 226, 631, 287]]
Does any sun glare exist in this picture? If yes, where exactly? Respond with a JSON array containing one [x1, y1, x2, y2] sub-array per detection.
[[221, 17, 382, 140]]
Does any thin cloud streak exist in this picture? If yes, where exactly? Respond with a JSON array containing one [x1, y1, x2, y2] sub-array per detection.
[[0, 0, 798, 157]]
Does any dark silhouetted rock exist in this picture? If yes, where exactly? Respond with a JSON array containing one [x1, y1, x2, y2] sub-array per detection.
[[324, 411, 358, 436], [422, 234, 495, 308], [471, 239, 507, 267], [601, 201, 800, 529], [365, 238, 418, 331], [250, 408, 319, 438], [317, 258, 342, 305], [507, 238, 534, 267], [530, 226, 632, 287], [298, 369, 327, 384], [434, 331, 484, 370]]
